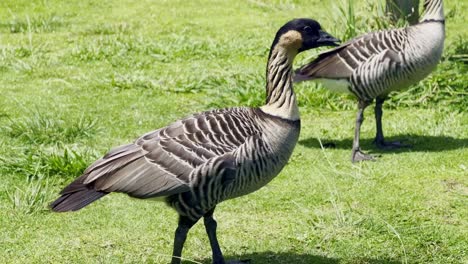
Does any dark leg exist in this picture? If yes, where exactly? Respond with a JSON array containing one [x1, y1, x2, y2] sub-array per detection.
[[204, 208, 225, 264], [374, 97, 411, 149], [203, 209, 250, 264], [171, 215, 198, 264], [352, 100, 375, 162]]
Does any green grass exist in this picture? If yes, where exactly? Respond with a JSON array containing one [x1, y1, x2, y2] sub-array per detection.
[[1, 0, 467, 263]]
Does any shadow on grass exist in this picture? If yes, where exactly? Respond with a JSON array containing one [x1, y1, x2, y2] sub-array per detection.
[[299, 134, 468, 153], [200, 251, 401, 264]]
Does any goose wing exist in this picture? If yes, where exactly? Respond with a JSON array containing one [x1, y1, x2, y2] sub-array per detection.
[[295, 29, 406, 81], [60, 108, 259, 199], [349, 49, 402, 99]]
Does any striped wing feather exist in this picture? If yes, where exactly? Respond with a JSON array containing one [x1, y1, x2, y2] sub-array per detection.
[[60, 108, 258, 200], [296, 29, 406, 81], [350, 49, 402, 99]]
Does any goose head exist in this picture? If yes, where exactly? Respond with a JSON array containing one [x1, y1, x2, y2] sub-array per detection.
[[271, 18, 340, 56]]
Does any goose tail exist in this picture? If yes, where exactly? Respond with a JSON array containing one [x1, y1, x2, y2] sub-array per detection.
[[50, 175, 108, 212]]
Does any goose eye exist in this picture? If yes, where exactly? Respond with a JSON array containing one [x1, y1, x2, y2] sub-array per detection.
[[303, 26, 312, 32]]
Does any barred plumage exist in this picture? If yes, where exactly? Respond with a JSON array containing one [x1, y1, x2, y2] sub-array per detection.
[[50, 18, 339, 264], [295, 0, 445, 162]]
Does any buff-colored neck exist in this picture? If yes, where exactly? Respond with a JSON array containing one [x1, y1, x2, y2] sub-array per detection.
[[261, 30, 302, 121]]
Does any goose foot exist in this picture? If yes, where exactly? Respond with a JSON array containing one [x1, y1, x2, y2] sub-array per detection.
[[374, 140, 411, 150], [352, 148, 378, 163]]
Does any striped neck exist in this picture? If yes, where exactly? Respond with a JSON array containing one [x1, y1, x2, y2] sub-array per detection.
[[260, 46, 299, 120], [420, 0, 444, 22]]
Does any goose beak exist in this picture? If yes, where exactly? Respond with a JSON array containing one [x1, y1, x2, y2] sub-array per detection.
[[317, 30, 340, 46]]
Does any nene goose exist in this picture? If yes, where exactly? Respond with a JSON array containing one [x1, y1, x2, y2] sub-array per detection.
[[50, 19, 339, 264], [295, 0, 445, 162]]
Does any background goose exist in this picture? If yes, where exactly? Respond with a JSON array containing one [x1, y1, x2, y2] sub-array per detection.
[[295, 0, 445, 162], [50, 18, 339, 264]]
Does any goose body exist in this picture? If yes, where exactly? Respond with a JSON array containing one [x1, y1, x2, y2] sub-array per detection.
[[51, 18, 339, 264], [296, 0, 445, 162]]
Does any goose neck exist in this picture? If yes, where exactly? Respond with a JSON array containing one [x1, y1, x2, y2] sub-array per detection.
[[261, 46, 299, 121], [420, 0, 444, 23]]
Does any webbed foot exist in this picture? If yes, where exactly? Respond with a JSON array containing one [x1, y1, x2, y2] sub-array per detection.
[[352, 148, 378, 163]]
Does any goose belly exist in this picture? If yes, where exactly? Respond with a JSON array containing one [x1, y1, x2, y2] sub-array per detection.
[[396, 63, 437, 88]]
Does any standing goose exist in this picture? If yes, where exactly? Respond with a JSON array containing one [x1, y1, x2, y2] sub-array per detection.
[[295, 0, 445, 162], [50, 18, 339, 264]]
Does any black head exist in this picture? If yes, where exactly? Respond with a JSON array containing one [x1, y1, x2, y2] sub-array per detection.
[[271, 18, 340, 54]]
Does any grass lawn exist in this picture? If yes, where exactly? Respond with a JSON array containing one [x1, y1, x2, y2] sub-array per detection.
[[0, 0, 467, 263]]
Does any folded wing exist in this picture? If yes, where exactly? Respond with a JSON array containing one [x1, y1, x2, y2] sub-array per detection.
[[51, 108, 258, 211]]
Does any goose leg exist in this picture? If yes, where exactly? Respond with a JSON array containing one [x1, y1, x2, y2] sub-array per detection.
[[204, 209, 224, 264], [352, 100, 375, 162], [374, 97, 411, 149], [204, 209, 250, 264], [171, 215, 198, 264]]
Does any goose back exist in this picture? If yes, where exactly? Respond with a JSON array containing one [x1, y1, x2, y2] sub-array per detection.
[[296, 0, 445, 100]]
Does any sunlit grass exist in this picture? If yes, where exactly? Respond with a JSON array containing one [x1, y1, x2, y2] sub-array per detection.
[[0, 0, 466, 263], [3, 110, 99, 144]]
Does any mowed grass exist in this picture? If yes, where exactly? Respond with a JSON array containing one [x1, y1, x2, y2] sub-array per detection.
[[0, 0, 467, 263]]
